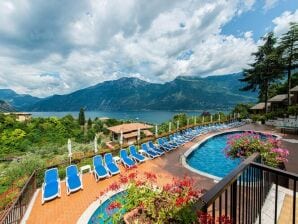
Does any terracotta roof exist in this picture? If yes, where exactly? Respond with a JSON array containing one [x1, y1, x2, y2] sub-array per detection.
[[4, 112, 32, 115], [290, 86, 298, 92], [250, 102, 271, 110], [143, 130, 153, 136], [123, 131, 138, 139], [107, 122, 153, 133], [268, 94, 294, 102]]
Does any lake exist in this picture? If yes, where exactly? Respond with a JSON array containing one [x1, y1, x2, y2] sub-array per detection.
[[31, 110, 229, 124]]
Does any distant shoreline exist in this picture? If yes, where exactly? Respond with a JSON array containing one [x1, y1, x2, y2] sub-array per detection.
[[30, 109, 230, 124]]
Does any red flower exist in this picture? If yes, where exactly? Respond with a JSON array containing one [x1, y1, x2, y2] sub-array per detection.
[[175, 197, 185, 207], [162, 183, 172, 192], [217, 215, 232, 224], [136, 180, 145, 186], [106, 201, 122, 214], [144, 172, 157, 182], [197, 211, 213, 224], [187, 189, 201, 198], [119, 175, 128, 184], [108, 182, 120, 191], [128, 171, 137, 181]]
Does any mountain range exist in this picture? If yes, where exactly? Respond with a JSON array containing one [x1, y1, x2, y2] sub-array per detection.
[[0, 73, 256, 112], [0, 89, 40, 111]]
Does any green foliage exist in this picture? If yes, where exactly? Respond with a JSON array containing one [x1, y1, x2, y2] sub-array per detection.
[[279, 22, 298, 105], [103, 173, 199, 224], [288, 105, 298, 115], [78, 108, 85, 126], [4, 154, 46, 187], [232, 103, 253, 119], [240, 32, 283, 113], [225, 132, 289, 168], [87, 118, 92, 128], [251, 114, 266, 122]]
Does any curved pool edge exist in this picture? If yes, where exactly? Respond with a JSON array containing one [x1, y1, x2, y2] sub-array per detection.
[[181, 129, 282, 181], [76, 186, 126, 224]]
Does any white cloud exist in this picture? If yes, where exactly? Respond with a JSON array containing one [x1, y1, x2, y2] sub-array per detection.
[[263, 0, 279, 11], [273, 10, 298, 36], [0, 0, 260, 97]]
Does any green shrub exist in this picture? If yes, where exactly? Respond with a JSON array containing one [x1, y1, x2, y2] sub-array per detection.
[[288, 105, 298, 115]]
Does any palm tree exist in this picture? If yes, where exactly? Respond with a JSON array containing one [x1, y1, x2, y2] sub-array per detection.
[[240, 32, 283, 113], [278, 22, 298, 106]]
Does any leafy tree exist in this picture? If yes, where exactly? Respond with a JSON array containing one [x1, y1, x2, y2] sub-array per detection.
[[87, 118, 92, 128], [173, 113, 187, 127], [240, 32, 283, 113], [232, 103, 253, 118], [78, 108, 85, 126], [93, 120, 104, 132], [279, 22, 298, 106]]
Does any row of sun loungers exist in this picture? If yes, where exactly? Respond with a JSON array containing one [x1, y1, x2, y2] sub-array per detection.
[[42, 121, 244, 204]]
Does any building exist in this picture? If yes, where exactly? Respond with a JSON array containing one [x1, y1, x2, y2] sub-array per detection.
[[4, 112, 32, 122], [107, 122, 153, 145], [290, 85, 298, 104], [268, 94, 294, 111], [250, 102, 271, 114]]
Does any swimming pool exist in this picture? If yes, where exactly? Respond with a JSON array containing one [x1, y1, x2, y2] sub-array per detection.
[[185, 131, 274, 179], [88, 191, 126, 224]]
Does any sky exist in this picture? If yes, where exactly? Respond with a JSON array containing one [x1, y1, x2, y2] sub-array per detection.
[[0, 0, 297, 97]]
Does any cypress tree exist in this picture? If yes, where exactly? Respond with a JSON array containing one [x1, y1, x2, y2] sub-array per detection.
[[240, 32, 283, 113], [78, 108, 85, 126], [278, 22, 298, 106], [87, 118, 92, 128]]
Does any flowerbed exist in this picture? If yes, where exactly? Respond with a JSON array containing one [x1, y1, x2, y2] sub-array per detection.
[[96, 169, 232, 224], [224, 131, 289, 168]]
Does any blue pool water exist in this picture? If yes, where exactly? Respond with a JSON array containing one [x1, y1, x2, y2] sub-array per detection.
[[88, 191, 126, 224], [186, 131, 243, 178]]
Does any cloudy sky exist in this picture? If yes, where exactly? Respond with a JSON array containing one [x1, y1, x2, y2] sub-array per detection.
[[0, 0, 297, 97]]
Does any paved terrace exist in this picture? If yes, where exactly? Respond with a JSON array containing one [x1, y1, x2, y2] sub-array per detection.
[[25, 124, 298, 224]]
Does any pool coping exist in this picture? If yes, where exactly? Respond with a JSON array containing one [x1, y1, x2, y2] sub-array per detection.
[[181, 129, 282, 181], [77, 186, 126, 224]]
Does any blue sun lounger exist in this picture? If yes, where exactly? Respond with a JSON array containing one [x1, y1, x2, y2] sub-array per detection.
[[157, 138, 172, 151], [148, 141, 165, 155], [141, 143, 159, 158], [66, 165, 83, 195], [129, 145, 146, 162], [120, 149, 136, 168], [42, 168, 61, 204], [162, 137, 178, 148], [93, 155, 109, 181], [104, 153, 120, 175]]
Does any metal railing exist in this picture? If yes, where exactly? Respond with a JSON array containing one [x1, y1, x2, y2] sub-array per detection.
[[0, 171, 36, 224], [197, 153, 298, 224]]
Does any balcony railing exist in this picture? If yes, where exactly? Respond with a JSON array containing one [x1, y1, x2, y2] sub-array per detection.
[[196, 153, 298, 224], [0, 171, 36, 224]]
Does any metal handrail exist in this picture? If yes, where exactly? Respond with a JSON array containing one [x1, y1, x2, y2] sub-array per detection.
[[199, 153, 260, 207], [250, 162, 298, 180], [0, 171, 36, 224]]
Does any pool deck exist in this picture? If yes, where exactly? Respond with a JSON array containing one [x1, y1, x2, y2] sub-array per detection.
[[24, 124, 298, 224]]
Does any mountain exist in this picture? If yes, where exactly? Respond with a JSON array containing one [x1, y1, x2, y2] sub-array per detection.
[[0, 89, 40, 110], [0, 100, 16, 112], [25, 73, 257, 111]]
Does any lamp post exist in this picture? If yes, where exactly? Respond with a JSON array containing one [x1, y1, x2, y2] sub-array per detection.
[[94, 136, 98, 154], [68, 139, 72, 164], [169, 122, 172, 133], [120, 130, 123, 149]]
